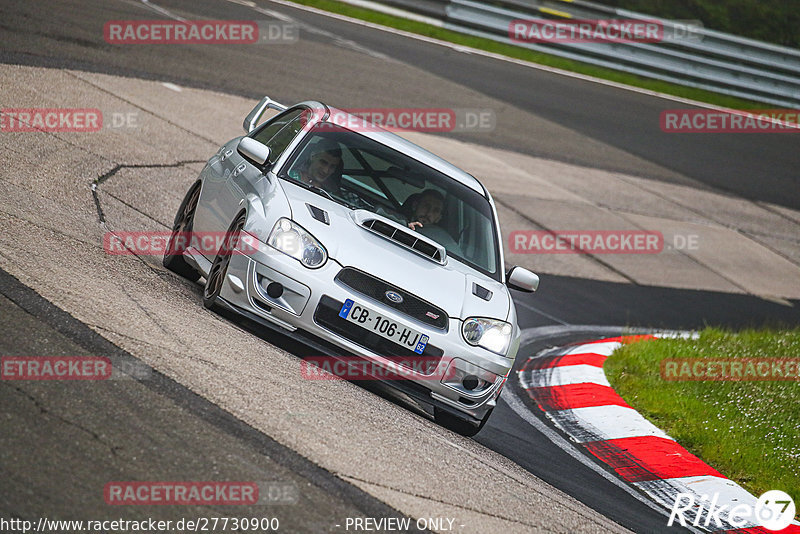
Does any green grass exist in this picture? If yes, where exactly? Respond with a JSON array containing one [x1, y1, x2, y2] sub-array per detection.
[[604, 328, 800, 506], [288, 0, 769, 110]]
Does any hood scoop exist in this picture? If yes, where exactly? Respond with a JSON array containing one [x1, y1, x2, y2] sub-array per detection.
[[306, 203, 330, 225], [351, 210, 446, 264], [472, 283, 493, 301]]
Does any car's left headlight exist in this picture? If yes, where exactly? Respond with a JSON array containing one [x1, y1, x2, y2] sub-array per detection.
[[268, 218, 327, 268], [461, 317, 513, 356]]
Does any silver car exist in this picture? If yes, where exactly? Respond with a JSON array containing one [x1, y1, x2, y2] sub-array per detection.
[[164, 97, 539, 435]]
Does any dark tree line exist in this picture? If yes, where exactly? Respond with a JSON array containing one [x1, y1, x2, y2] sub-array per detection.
[[595, 0, 798, 48]]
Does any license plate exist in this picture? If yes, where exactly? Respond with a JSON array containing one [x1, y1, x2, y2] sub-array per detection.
[[339, 299, 429, 354]]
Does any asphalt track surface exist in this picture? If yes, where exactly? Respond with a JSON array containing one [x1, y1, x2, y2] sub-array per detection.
[[1, 0, 799, 209], [0, 268, 426, 533], [2, 0, 800, 533]]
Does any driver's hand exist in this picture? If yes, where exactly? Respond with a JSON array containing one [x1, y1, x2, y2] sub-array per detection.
[[408, 221, 423, 230]]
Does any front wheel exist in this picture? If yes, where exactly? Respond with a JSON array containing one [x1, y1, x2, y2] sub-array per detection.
[[203, 212, 246, 310], [434, 407, 493, 437], [163, 182, 202, 282]]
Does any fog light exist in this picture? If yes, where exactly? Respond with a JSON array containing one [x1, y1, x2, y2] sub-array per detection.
[[267, 282, 284, 298], [462, 375, 480, 391], [441, 359, 499, 396]]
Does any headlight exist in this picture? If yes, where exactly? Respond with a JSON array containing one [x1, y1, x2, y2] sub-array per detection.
[[268, 218, 327, 268], [461, 317, 513, 356]]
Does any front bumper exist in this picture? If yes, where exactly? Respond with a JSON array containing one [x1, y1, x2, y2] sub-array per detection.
[[210, 242, 512, 423]]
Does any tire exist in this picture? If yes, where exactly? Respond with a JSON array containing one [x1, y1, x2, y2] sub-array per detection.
[[163, 182, 202, 282], [434, 407, 493, 437], [203, 212, 246, 310]]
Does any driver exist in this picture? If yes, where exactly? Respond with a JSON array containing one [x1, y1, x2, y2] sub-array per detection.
[[290, 141, 342, 194], [289, 140, 371, 208]]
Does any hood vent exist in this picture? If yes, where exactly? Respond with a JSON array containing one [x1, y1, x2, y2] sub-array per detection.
[[472, 283, 492, 301], [355, 212, 447, 265], [306, 203, 330, 225]]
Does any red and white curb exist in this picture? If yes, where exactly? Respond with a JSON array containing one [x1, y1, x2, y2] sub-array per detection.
[[518, 335, 800, 533]]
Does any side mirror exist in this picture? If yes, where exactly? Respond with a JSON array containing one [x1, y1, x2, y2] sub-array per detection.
[[238, 137, 271, 168], [506, 266, 539, 292]]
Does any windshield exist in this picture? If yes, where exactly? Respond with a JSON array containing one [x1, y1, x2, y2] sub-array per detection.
[[278, 124, 500, 279]]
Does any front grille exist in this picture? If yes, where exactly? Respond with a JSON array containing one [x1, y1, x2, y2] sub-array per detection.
[[335, 267, 448, 330], [314, 295, 444, 374]]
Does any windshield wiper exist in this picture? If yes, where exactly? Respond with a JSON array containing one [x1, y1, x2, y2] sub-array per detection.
[[302, 182, 334, 201], [286, 178, 337, 201], [282, 177, 371, 211]]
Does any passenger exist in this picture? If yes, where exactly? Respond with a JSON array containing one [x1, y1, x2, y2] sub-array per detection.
[[406, 189, 444, 231], [404, 189, 460, 252]]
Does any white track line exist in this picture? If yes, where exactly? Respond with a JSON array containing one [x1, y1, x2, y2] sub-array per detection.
[[135, 0, 187, 21], [562, 341, 621, 356], [547, 405, 669, 442], [526, 364, 610, 388]]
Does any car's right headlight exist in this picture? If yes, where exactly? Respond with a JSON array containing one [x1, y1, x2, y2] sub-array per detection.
[[267, 218, 327, 268], [461, 317, 513, 356]]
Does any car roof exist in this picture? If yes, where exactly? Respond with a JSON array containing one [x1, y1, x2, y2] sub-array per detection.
[[303, 102, 487, 196]]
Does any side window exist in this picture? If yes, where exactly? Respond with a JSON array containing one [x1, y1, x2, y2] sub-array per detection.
[[251, 108, 307, 164]]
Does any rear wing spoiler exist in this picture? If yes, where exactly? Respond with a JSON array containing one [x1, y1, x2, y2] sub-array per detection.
[[243, 96, 288, 133]]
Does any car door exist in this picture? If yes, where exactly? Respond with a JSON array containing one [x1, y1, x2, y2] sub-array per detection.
[[194, 107, 308, 259]]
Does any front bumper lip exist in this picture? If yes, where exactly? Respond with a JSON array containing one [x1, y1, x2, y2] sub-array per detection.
[[215, 247, 512, 421]]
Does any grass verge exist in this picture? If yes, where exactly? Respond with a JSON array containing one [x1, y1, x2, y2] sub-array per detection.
[[604, 328, 800, 506], [287, 0, 768, 110]]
